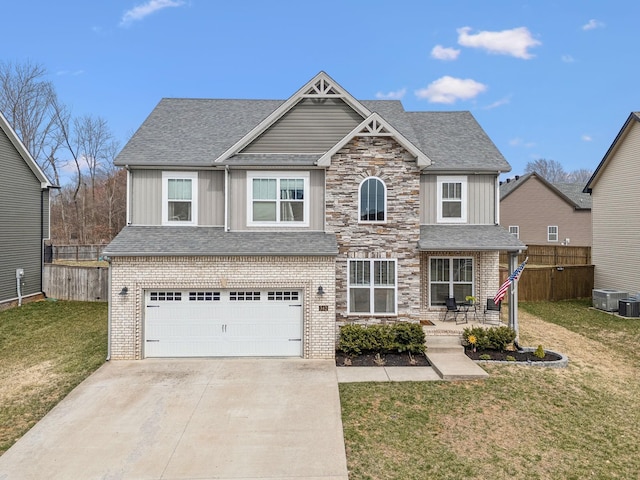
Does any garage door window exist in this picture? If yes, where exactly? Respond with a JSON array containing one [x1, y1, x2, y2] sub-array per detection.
[[229, 291, 261, 301], [189, 291, 220, 301], [150, 291, 182, 301], [268, 291, 299, 301]]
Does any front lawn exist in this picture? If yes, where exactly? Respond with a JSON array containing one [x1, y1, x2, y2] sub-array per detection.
[[0, 300, 107, 455], [340, 299, 640, 479]]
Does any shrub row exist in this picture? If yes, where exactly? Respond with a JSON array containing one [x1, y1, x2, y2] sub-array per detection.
[[338, 323, 426, 356], [462, 325, 517, 351]]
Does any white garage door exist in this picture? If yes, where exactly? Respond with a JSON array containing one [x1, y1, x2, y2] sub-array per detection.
[[144, 290, 303, 357]]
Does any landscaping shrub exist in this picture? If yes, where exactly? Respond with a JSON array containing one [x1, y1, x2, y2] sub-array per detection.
[[534, 344, 546, 358], [462, 325, 517, 351], [337, 323, 426, 355]]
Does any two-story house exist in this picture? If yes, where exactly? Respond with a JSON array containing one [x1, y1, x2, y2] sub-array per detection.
[[103, 72, 524, 360], [500, 172, 592, 246], [0, 110, 53, 308]]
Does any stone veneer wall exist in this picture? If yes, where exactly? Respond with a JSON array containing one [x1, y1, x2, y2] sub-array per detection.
[[325, 136, 422, 326], [420, 250, 500, 321], [109, 255, 336, 360]]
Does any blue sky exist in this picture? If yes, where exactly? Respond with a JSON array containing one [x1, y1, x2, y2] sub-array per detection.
[[4, 1, 639, 179]]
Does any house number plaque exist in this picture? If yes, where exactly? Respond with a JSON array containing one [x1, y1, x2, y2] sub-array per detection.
[[318, 305, 329, 312]]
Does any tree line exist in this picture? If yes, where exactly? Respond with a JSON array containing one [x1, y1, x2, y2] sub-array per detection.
[[1, 61, 126, 244]]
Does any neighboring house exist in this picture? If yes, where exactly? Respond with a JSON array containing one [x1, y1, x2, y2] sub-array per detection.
[[584, 112, 640, 294], [499, 172, 592, 246], [0, 111, 53, 308], [103, 71, 524, 360]]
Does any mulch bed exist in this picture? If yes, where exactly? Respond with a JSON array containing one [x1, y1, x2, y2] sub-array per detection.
[[464, 348, 562, 362], [335, 351, 431, 367]]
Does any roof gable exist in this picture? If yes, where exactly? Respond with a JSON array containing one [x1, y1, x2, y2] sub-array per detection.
[[500, 172, 590, 209], [584, 112, 640, 193], [316, 113, 431, 168], [0, 110, 52, 188], [215, 71, 372, 163]]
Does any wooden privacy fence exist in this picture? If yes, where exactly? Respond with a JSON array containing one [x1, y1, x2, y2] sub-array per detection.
[[43, 264, 108, 302], [500, 245, 591, 266], [44, 244, 107, 263], [500, 264, 594, 301]]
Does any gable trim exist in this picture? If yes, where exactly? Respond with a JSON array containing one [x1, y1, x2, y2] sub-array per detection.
[[501, 172, 586, 209], [214, 71, 372, 163], [584, 112, 640, 193], [316, 113, 431, 168], [0, 110, 52, 188]]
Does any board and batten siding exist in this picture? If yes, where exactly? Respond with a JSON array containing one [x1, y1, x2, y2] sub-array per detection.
[[420, 174, 496, 224], [500, 176, 591, 246], [241, 98, 363, 153], [130, 170, 224, 226], [229, 169, 325, 231], [591, 120, 640, 292], [0, 126, 45, 302]]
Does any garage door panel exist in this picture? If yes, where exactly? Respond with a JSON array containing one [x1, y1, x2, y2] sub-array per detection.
[[144, 290, 303, 357]]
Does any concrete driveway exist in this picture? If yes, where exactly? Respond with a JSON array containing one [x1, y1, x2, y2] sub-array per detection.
[[0, 359, 348, 480]]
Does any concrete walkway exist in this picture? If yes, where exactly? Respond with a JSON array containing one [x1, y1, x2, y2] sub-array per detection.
[[0, 359, 349, 480]]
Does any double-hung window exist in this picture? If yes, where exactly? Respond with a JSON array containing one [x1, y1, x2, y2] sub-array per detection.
[[359, 177, 386, 222], [437, 176, 467, 223], [509, 226, 520, 238], [162, 172, 198, 225], [429, 257, 473, 306], [248, 172, 309, 226], [548, 226, 558, 242], [348, 259, 397, 315]]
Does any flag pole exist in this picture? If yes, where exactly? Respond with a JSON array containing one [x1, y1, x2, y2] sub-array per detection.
[[510, 254, 528, 351]]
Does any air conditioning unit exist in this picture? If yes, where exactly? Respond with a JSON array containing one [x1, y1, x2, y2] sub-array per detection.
[[618, 298, 640, 318], [592, 289, 628, 312]]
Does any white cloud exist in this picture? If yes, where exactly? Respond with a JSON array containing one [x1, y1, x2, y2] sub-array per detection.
[[483, 95, 511, 110], [561, 54, 575, 63], [582, 19, 604, 31], [415, 76, 487, 104], [120, 0, 185, 26], [375, 88, 407, 100], [431, 45, 460, 61], [581, 134, 593, 142], [509, 138, 536, 148], [457, 26, 541, 59]]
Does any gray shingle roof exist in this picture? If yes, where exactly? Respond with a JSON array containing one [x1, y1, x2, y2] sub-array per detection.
[[419, 225, 526, 252], [115, 97, 510, 172], [103, 226, 338, 257], [500, 172, 592, 209]]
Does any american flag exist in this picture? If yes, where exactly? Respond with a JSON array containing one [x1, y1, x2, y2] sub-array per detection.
[[494, 258, 528, 304]]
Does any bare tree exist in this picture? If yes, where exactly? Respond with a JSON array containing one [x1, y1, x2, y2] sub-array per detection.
[[566, 168, 593, 184], [0, 60, 63, 185], [525, 159, 568, 183]]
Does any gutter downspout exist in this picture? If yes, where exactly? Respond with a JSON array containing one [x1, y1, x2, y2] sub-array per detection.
[[40, 189, 45, 294], [224, 166, 229, 231], [495, 172, 501, 224], [125, 166, 131, 225], [105, 256, 112, 361]]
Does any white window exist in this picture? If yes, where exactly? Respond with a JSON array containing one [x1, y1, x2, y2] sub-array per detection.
[[359, 177, 386, 222], [247, 172, 309, 226], [548, 226, 558, 242], [429, 257, 474, 306], [437, 176, 467, 223], [348, 259, 397, 315], [509, 226, 519, 238], [162, 172, 198, 225]]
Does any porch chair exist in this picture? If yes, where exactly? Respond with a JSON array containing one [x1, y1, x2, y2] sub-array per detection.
[[483, 298, 502, 325], [443, 297, 466, 324]]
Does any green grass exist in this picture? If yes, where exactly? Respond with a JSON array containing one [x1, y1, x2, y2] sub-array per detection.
[[340, 300, 640, 479], [0, 300, 107, 455]]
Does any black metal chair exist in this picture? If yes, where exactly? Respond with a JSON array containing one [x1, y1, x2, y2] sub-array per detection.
[[483, 298, 502, 324], [443, 297, 466, 324]]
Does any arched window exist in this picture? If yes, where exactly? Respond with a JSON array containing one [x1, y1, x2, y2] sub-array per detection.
[[359, 177, 386, 222]]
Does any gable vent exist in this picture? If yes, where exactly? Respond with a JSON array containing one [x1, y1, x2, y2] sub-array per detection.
[[358, 118, 391, 136], [304, 78, 340, 96]]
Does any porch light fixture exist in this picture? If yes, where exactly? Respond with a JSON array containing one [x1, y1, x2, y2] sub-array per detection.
[[317, 286, 325, 296], [119, 287, 129, 296]]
